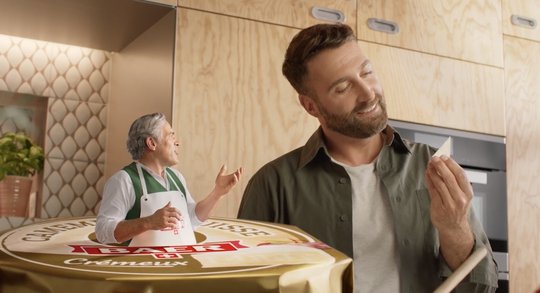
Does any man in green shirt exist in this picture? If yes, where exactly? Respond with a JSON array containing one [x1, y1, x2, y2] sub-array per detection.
[[237, 23, 498, 292]]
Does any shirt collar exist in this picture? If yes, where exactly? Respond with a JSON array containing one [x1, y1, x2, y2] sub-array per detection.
[[298, 124, 411, 169], [136, 162, 170, 187]]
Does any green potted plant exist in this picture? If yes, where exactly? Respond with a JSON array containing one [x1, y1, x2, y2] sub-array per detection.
[[0, 132, 44, 217]]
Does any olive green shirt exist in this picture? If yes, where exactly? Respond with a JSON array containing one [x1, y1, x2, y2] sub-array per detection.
[[238, 126, 498, 292]]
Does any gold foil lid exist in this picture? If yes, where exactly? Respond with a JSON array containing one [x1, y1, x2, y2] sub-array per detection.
[[0, 217, 349, 278]]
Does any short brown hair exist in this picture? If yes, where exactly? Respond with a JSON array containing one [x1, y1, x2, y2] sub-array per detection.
[[282, 23, 356, 95]]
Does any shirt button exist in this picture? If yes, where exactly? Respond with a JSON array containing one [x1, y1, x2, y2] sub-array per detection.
[[402, 239, 409, 246], [339, 215, 347, 221], [396, 196, 401, 203], [338, 178, 347, 184]]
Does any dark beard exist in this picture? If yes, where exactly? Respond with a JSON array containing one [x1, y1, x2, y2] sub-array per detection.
[[318, 95, 388, 138]]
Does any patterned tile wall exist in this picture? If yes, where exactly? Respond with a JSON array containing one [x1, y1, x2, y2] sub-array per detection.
[[0, 34, 110, 231]]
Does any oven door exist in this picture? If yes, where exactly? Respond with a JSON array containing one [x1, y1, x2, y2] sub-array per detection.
[[466, 168, 508, 285]]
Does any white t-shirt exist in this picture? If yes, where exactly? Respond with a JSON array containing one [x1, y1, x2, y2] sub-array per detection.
[[334, 159, 400, 293], [95, 162, 202, 244]]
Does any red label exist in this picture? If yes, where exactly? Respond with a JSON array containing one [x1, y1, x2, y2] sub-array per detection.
[[69, 241, 248, 256]]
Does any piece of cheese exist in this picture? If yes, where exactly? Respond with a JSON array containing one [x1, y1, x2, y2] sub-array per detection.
[[432, 137, 452, 157]]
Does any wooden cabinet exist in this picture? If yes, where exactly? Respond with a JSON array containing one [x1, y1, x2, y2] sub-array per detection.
[[357, 0, 503, 67], [144, 0, 176, 6], [504, 35, 540, 293], [361, 41, 505, 136], [178, 0, 356, 30], [502, 0, 540, 42], [172, 8, 319, 217]]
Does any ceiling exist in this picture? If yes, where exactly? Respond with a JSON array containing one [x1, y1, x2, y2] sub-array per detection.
[[0, 0, 175, 52]]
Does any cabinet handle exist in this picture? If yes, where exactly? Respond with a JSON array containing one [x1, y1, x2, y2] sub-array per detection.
[[311, 6, 346, 23], [511, 14, 537, 29], [367, 18, 399, 34]]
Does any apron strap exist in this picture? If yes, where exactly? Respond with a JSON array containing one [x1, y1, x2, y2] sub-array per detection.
[[123, 162, 142, 222], [165, 168, 186, 197], [136, 163, 149, 195]]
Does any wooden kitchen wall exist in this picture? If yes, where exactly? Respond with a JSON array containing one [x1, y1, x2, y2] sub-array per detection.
[[172, 8, 318, 218], [503, 0, 540, 291], [504, 36, 540, 292]]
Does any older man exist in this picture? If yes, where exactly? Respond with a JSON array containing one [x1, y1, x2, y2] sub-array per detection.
[[96, 112, 242, 245]]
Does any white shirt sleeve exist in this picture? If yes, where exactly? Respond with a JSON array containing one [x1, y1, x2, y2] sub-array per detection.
[[95, 170, 135, 244], [169, 168, 203, 228]]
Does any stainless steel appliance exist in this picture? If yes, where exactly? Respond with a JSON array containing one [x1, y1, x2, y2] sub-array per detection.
[[389, 120, 508, 291]]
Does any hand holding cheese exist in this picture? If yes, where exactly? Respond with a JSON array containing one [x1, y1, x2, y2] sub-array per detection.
[[425, 137, 475, 271]]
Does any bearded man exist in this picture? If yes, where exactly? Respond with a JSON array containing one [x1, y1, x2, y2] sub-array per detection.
[[237, 23, 497, 293]]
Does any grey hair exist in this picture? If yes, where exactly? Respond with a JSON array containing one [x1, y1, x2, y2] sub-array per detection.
[[126, 113, 166, 160]]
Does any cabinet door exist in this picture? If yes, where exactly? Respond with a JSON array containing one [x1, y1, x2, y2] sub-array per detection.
[[178, 0, 356, 30], [361, 41, 505, 136], [502, 0, 540, 42], [504, 36, 540, 293], [358, 0, 503, 67], [173, 8, 319, 218]]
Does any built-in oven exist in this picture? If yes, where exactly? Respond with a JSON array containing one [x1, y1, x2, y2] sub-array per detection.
[[388, 120, 508, 292]]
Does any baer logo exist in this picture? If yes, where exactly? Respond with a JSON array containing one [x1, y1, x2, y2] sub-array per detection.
[[69, 240, 248, 259], [0, 217, 326, 277]]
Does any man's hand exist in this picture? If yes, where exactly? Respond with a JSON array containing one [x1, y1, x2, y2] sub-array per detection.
[[425, 155, 474, 270], [146, 202, 182, 230], [194, 164, 243, 222], [113, 202, 182, 243], [214, 165, 244, 197]]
